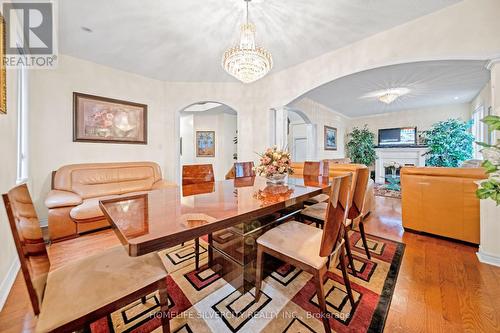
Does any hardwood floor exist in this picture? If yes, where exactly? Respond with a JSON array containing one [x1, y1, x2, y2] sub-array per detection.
[[1, 196, 499, 332]]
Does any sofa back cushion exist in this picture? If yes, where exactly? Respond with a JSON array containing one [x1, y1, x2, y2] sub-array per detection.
[[53, 162, 162, 199]]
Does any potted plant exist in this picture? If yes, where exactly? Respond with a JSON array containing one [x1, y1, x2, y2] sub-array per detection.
[[254, 146, 294, 184], [422, 118, 474, 167], [383, 161, 401, 191], [346, 126, 376, 166], [475, 115, 500, 266]]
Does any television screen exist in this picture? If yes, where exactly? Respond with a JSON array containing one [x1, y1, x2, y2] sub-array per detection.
[[378, 127, 416, 146]]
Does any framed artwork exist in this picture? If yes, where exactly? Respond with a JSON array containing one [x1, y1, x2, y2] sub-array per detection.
[[73, 92, 147, 144], [0, 15, 6, 114], [324, 126, 337, 151], [196, 131, 215, 157]]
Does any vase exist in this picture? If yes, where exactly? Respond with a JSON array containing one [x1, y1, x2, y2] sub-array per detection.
[[266, 173, 287, 185]]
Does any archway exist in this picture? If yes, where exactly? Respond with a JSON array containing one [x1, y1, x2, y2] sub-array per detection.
[[270, 107, 317, 161], [178, 101, 238, 182]]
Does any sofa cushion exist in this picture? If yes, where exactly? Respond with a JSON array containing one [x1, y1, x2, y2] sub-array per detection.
[[70, 191, 150, 222], [70, 195, 119, 221]]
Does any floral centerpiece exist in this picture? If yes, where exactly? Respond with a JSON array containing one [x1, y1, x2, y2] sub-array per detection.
[[254, 146, 294, 184]]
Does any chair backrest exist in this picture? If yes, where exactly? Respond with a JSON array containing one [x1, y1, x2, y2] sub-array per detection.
[[349, 167, 369, 220], [319, 173, 352, 257], [182, 164, 215, 185], [2, 184, 50, 315], [303, 161, 330, 177]]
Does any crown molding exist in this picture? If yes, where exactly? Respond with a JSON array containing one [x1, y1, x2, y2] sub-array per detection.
[[486, 58, 500, 70]]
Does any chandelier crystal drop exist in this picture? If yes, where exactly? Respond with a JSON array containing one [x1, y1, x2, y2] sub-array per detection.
[[222, 0, 273, 83]]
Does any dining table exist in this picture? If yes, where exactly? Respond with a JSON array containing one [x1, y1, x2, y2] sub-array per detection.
[[100, 175, 330, 291]]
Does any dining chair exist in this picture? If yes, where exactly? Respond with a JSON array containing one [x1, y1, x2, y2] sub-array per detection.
[[3, 184, 170, 333], [182, 164, 215, 185], [254, 173, 355, 333], [225, 161, 255, 179], [303, 161, 330, 205], [182, 164, 215, 269], [300, 166, 372, 261]]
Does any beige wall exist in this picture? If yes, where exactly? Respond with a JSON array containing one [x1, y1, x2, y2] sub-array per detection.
[[0, 67, 21, 309], [291, 98, 350, 159], [349, 103, 471, 142]]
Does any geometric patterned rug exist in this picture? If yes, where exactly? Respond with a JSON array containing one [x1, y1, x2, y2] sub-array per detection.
[[90, 230, 405, 333]]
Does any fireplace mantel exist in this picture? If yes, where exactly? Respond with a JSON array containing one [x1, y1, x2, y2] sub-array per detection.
[[374, 146, 428, 184]]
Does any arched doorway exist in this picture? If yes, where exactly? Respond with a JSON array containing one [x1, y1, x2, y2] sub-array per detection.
[[178, 102, 238, 182], [271, 107, 317, 161]]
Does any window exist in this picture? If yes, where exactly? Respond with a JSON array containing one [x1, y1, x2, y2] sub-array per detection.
[[471, 106, 486, 160], [16, 66, 28, 183]]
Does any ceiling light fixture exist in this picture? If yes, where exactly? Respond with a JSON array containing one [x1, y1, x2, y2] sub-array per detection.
[[222, 0, 273, 83], [365, 87, 410, 104]]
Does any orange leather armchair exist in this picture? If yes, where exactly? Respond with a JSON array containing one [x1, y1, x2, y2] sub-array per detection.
[[400, 167, 487, 244], [45, 162, 175, 241]]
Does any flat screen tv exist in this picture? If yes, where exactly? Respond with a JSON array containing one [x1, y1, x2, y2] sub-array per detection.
[[378, 127, 417, 146]]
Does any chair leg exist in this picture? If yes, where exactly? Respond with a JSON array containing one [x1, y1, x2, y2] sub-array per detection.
[[194, 237, 200, 270], [343, 231, 357, 277], [254, 246, 264, 302], [339, 247, 355, 307], [208, 233, 213, 266], [358, 219, 371, 259], [158, 279, 170, 333], [314, 267, 331, 333]]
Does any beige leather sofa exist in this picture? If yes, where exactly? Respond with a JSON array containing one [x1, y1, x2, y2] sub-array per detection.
[[45, 162, 175, 241]]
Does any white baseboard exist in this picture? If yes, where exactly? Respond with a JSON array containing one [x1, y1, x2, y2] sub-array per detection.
[[0, 258, 20, 311], [477, 250, 500, 268]]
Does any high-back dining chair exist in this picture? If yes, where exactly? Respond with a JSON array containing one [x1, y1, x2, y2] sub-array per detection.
[[255, 173, 355, 333], [300, 165, 372, 274], [182, 164, 215, 269], [3, 184, 169, 332], [302, 161, 331, 205], [182, 164, 215, 185], [225, 161, 255, 179]]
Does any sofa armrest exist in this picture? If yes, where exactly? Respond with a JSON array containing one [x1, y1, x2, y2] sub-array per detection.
[[151, 180, 177, 190], [45, 190, 83, 209]]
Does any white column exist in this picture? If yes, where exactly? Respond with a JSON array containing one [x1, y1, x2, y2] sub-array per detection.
[[477, 59, 500, 267], [274, 107, 288, 149]]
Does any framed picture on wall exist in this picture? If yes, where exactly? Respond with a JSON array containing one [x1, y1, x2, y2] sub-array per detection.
[[73, 92, 147, 144], [324, 126, 337, 150], [196, 131, 215, 157]]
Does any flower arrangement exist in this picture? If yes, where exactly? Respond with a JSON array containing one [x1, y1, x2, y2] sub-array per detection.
[[254, 146, 294, 183], [383, 161, 401, 191], [383, 161, 401, 172]]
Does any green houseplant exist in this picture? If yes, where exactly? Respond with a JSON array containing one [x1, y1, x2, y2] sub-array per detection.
[[476, 115, 500, 205], [422, 118, 474, 167], [346, 126, 376, 166]]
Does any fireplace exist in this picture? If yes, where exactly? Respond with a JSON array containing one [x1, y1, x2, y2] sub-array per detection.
[[374, 147, 428, 184]]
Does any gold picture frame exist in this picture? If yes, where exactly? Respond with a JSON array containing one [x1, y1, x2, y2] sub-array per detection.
[[0, 15, 6, 114]]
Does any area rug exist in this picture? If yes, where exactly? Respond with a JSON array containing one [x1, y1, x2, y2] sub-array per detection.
[[374, 184, 401, 199], [90, 231, 404, 333]]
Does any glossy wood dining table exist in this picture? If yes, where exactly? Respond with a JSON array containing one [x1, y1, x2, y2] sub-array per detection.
[[100, 175, 330, 290]]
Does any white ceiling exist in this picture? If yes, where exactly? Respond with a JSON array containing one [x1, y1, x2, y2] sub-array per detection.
[[59, 0, 461, 82], [296, 60, 490, 117]]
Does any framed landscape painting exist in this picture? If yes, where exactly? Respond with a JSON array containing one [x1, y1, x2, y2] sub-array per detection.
[[73, 92, 147, 144], [324, 125, 337, 150], [196, 131, 215, 157]]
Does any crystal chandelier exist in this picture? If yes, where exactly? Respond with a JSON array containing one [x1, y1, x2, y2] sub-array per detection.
[[377, 88, 410, 104], [222, 0, 273, 83]]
